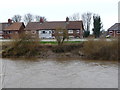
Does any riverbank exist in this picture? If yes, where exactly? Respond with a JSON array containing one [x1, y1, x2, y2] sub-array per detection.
[[1, 38, 119, 60], [2, 43, 84, 58]]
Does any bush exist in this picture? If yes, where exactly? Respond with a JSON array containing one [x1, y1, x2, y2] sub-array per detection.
[[52, 43, 83, 53], [83, 30, 90, 37], [2, 33, 40, 58], [81, 39, 119, 60]]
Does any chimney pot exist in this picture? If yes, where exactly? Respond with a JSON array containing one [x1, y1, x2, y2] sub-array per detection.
[[8, 19, 12, 24]]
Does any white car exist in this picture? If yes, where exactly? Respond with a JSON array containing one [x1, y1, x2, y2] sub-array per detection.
[[106, 35, 110, 38]]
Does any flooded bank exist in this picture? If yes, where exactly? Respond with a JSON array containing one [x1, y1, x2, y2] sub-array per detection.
[[0, 58, 118, 88]]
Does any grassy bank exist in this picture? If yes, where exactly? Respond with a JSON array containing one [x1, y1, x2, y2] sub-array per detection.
[[2, 37, 119, 60], [40, 41, 82, 45]]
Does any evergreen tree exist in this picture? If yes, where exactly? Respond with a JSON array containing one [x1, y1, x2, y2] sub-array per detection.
[[93, 15, 102, 38]]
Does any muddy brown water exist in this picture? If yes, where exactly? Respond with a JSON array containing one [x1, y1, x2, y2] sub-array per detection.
[[0, 58, 118, 88]]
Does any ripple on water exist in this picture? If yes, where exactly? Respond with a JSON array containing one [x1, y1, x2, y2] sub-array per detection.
[[0, 58, 118, 88]]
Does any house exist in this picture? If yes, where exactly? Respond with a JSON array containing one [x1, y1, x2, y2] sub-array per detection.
[[0, 23, 9, 39], [108, 23, 120, 37], [24, 17, 84, 39], [0, 19, 12, 39], [3, 22, 25, 39]]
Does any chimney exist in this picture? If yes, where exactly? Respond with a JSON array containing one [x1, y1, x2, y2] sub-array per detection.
[[40, 17, 44, 24], [66, 17, 69, 22], [8, 19, 12, 24]]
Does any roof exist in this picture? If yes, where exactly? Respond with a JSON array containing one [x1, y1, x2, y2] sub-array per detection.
[[0, 23, 10, 30], [108, 23, 120, 31], [24, 21, 84, 30], [4, 22, 25, 31]]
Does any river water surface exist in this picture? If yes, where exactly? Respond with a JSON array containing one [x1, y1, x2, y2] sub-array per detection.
[[0, 58, 118, 88]]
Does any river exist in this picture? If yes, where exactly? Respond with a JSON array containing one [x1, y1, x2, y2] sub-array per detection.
[[0, 58, 118, 88]]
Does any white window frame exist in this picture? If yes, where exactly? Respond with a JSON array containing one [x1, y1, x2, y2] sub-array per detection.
[[69, 36, 74, 38], [49, 31, 52, 34], [41, 30, 46, 34], [68, 30, 73, 34], [7, 31, 12, 34], [76, 30, 80, 33], [109, 31, 113, 34], [117, 31, 120, 34]]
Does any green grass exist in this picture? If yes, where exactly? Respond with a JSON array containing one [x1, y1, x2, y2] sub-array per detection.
[[40, 41, 82, 45]]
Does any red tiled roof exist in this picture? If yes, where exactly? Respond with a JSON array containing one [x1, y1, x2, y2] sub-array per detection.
[[24, 21, 84, 30], [4, 22, 25, 31], [108, 23, 120, 31]]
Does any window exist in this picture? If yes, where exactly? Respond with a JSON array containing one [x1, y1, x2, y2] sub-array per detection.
[[41, 31, 46, 34], [117, 31, 120, 34], [109, 31, 113, 34], [58, 31, 63, 34], [31, 31, 36, 34], [49, 31, 52, 34], [68, 30, 73, 33], [69, 36, 74, 38], [52, 30, 55, 34], [7, 31, 12, 34], [76, 30, 79, 33]]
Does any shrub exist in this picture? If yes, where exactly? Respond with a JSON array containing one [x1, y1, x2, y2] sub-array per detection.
[[83, 30, 90, 37], [52, 43, 83, 53], [81, 39, 119, 60], [2, 33, 40, 58]]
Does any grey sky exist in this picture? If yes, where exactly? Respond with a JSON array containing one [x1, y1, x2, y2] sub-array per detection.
[[0, 0, 119, 30]]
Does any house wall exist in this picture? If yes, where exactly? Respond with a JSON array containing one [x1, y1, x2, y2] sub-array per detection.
[[108, 30, 120, 37], [68, 29, 82, 38], [0, 23, 11, 39], [3, 31, 19, 39], [38, 30, 53, 39], [3, 23, 25, 39], [19, 24, 25, 33], [52, 29, 83, 39], [24, 29, 83, 39], [0, 24, 2, 31], [0, 24, 2, 38]]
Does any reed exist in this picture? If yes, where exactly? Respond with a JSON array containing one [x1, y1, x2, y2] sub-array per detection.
[[81, 39, 119, 60]]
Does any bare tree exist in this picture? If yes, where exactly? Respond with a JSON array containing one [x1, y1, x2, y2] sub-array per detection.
[[35, 15, 41, 22], [54, 27, 68, 45], [12, 15, 21, 22], [81, 12, 92, 31], [35, 15, 47, 22], [69, 13, 80, 21], [41, 16, 47, 22], [24, 13, 33, 24]]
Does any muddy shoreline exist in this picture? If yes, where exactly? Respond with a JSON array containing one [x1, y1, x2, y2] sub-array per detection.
[[1, 39, 119, 60]]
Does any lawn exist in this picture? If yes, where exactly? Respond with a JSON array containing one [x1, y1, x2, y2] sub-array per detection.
[[40, 41, 82, 45]]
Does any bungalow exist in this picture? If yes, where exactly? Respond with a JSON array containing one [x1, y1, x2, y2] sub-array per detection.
[[108, 23, 120, 37], [3, 22, 25, 39], [24, 17, 84, 39]]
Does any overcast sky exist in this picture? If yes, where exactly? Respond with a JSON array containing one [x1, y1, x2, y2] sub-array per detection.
[[0, 0, 119, 31]]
